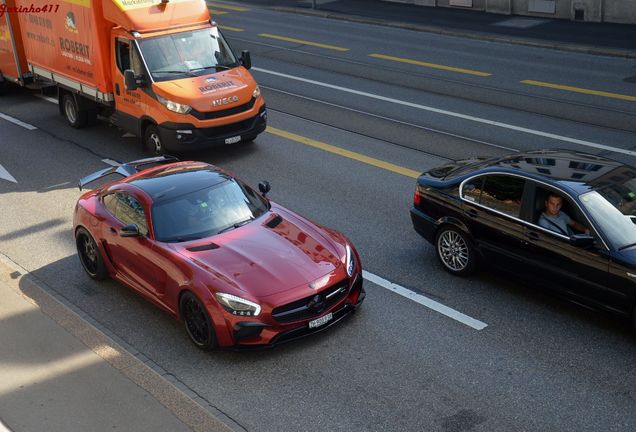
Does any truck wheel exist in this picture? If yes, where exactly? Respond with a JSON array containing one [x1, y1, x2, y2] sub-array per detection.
[[144, 125, 165, 155], [63, 94, 88, 129]]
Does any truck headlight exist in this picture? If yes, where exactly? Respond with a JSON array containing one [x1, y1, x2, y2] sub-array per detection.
[[215, 293, 261, 317], [156, 95, 191, 114], [252, 85, 261, 99]]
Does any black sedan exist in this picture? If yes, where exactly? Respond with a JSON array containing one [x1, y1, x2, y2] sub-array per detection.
[[410, 149, 636, 327]]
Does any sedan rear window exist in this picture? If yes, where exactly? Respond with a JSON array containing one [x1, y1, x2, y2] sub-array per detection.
[[462, 175, 525, 218]]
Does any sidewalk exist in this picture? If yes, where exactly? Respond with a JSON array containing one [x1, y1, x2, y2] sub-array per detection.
[[0, 255, 231, 432], [226, 0, 636, 58]]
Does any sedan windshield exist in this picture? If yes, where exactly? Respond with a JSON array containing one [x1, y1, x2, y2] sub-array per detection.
[[152, 179, 269, 242], [138, 27, 237, 81], [580, 178, 636, 249]]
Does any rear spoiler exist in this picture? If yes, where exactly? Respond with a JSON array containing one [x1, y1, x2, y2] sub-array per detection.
[[78, 155, 179, 191]]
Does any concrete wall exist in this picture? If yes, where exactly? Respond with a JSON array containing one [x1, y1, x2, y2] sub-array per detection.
[[382, 0, 636, 23]]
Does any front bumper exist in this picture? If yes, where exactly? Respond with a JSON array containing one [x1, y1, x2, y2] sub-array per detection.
[[224, 274, 366, 350], [158, 105, 267, 152]]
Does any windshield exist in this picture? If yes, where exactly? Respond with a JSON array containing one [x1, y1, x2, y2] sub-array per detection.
[[579, 177, 636, 249], [138, 27, 237, 81], [152, 179, 269, 242]]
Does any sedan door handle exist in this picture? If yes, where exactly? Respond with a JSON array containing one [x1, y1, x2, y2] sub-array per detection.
[[526, 231, 540, 241]]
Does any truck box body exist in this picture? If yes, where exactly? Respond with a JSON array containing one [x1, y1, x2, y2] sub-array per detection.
[[0, 0, 28, 84], [0, 0, 266, 152]]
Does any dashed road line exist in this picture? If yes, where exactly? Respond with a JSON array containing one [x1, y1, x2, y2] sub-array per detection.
[[363, 270, 488, 330], [369, 53, 492, 77], [258, 33, 350, 51], [521, 79, 636, 102], [0, 113, 37, 130], [208, 2, 249, 11], [219, 25, 244, 32]]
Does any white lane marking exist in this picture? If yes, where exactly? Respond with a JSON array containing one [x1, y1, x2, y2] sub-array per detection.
[[36, 94, 58, 104], [254, 67, 636, 157], [0, 163, 17, 183], [0, 419, 14, 432], [363, 270, 488, 330], [0, 113, 37, 130], [102, 158, 121, 167], [44, 181, 71, 189]]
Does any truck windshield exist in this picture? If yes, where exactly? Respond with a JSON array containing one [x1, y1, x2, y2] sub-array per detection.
[[138, 27, 238, 81]]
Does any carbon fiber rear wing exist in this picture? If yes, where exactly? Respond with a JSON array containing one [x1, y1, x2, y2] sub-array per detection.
[[78, 155, 179, 191]]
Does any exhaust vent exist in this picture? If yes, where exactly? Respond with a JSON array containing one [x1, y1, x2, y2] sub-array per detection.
[[265, 214, 283, 229]]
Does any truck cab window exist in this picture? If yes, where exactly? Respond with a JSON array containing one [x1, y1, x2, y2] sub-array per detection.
[[116, 39, 131, 73]]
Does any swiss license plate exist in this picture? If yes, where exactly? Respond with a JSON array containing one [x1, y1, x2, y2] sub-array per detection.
[[308, 312, 333, 329], [224, 135, 241, 144]]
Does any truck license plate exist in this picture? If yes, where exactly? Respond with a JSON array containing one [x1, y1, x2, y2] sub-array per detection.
[[308, 313, 333, 329], [225, 135, 241, 144]]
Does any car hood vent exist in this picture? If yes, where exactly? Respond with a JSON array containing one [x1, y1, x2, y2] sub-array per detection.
[[265, 214, 283, 228], [186, 242, 220, 252]]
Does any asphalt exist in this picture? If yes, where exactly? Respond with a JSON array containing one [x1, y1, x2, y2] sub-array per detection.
[[0, 254, 233, 432], [228, 0, 636, 58]]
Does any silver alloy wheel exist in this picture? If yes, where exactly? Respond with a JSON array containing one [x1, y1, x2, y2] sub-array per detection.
[[437, 229, 469, 272], [64, 98, 77, 124], [148, 132, 162, 154]]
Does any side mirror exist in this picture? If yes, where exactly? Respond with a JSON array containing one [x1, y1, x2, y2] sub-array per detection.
[[240, 50, 251, 70], [120, 224, 141, 237], [569, 233, 595, 247], [258, 181, 271, 196], [124, 69, 143, 91]]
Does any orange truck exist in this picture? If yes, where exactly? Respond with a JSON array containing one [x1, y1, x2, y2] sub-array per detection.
[[0, 0, 266, 153]]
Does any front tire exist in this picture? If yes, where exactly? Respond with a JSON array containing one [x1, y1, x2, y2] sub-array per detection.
[[435, 226, 477, 276], [76, 227, 107, 280], [144, 125, 165, 155], [180, 291, 217, 350]]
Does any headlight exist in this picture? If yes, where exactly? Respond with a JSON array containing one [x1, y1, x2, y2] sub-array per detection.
[[252, 85, 261, 99], [156, 94, 191, 114], [215, 293, 261, 317], [345, 244, 355, 277]]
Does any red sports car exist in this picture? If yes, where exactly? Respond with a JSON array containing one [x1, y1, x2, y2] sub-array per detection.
[[74, 156, 365, 349]]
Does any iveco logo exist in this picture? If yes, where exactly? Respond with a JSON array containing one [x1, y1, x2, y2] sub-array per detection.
[[212, 96, 239, 106]]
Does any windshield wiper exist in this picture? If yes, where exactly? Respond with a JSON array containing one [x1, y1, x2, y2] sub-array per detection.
[[618, 242, 636, 251], [152, 70, 196, 76], [217, 216, 254, 234], [165, 235, 203, 243]]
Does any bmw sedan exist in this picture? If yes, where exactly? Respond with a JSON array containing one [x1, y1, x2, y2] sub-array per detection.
[[410, 149, 636, 327], [74, 156, 365, 350]]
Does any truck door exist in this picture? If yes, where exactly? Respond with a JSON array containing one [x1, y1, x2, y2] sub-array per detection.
[[112, 36, 144, 135]]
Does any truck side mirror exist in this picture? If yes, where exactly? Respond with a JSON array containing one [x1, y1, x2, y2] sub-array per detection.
[[240, 50, 251, 70], [258, 181, 270, 196], [124, 69, 143, 91]]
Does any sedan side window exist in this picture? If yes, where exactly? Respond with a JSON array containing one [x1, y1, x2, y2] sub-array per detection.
[[114, 193, 148, 236], [103, 193, 118, 216], [479, 175, 525, 217]]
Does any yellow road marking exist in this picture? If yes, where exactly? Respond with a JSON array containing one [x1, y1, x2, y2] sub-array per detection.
[[267, 127, 420, 179], [369, 53, 492, 77], [208, 2, 249, 11], [259, 33, 350, 52], [218, 25, 244, 32], [208, 9, 228, 15], [521, 80, 636, 102]]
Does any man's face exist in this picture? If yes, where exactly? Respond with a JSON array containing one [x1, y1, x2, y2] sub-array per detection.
[[545, 196, 562, 217]]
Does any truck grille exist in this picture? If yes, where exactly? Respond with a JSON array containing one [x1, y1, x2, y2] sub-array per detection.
[[190, 97, 256, 120], [271, 279, 349, 323]]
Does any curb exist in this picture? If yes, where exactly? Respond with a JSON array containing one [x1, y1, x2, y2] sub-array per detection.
[[268, 6, 636, 59], [0, 253, 241, 432]]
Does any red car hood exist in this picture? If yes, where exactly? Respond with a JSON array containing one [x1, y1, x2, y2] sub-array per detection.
[[172, 211, 344, 297]]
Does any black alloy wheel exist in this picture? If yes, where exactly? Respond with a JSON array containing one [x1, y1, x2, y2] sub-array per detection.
[[180, 291, 216, 350], [144, 125, 164, 155], [62, 93, 88, 129], [435, 226, 477, 276], [75, 227, 107, 280]]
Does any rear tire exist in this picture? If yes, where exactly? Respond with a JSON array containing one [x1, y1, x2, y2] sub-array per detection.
[[63, 93, 88, 129], [180, 291, 217, 350], [76, 227, 108, 280], [435, 226, 477, 276]]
